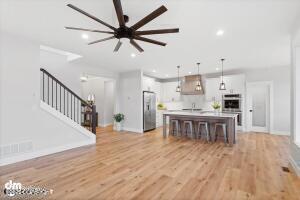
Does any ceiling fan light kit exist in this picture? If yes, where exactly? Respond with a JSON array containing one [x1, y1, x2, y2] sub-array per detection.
[[65, 0, 179, 53]]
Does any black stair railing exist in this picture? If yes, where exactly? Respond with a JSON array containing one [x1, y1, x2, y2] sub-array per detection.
[[40, 68, 97, 134]]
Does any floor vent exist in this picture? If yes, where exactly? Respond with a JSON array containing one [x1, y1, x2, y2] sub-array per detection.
[[282, 166, 290, 173], [0, 141, 33, 158]]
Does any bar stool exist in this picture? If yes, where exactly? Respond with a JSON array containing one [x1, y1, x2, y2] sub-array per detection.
[[171, 119, 180, 137], [197, 122, 210, 142], [183, 121, 194, 139], [214, 123, 227, 144]]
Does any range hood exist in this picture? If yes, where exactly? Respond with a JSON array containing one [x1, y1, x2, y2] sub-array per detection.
[[180, 75, 204, 95]]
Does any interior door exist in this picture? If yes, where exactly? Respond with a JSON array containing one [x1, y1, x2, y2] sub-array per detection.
[[247, 83, 270, 132]]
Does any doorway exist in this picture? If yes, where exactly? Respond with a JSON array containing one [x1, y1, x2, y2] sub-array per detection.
[[81, 75, 116, 128], [246, 82, 273, 133]]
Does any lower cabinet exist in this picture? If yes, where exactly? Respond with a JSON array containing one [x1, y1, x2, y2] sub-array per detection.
[[156, 110, 165, 127]]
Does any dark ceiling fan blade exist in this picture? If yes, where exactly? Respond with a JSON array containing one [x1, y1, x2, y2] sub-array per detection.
[[134, 36, 166, 46], [130, 40, 144, 52], [113, 40, 122, 52], [65, 27, 114, 34], [113, 0, 125, 26], [135, 28, 179, 35], [88, 36, 116, 45], [67, 4, 117, 31], [131, 6, 167, 30]]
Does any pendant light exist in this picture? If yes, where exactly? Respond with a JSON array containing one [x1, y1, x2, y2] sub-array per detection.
[[219, 58, 226, 90], [176, 66, 181, 92], [195, 62, 202, 91]]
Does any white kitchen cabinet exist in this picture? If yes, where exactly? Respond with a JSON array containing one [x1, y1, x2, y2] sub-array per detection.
[[223, 74, 245, 94], [161, 82, 181, 102], [153, 81, 162, 103], [143, 76, 155, 91], [205, 77, 222, 101], [205, 74, 245, 101], [143, 76, 162, 104], [156, 110, 164, 127]]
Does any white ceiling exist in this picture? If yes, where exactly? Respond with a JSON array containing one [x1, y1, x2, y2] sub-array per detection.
[[1, 0, 300, 78]]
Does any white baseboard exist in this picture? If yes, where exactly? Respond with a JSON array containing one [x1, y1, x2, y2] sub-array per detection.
[[289, 156, 300, 177], [116, 127, 143, 133], [40, 101, 96, 140], [99, 123, 113, 127], [0, 140, 94, 166], [270, 130, 290, 136]]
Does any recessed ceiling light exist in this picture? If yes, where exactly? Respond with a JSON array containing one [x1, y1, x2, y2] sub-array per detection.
[[131, 53, 136, 58], [216, 30, 224, 36], [188, 72, 192, 74], [165, 74, 169, 77], [80, 76, 88, 82], [216, 67, 220, 71], [152, 70, 156, 73], [81, 33, 89, 39]]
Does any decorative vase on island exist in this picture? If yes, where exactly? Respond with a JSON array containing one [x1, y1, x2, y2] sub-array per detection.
[[214, 108, 220, 114]]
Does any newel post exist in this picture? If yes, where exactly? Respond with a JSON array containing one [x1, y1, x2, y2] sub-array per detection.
[[91, 105, 97, 134]]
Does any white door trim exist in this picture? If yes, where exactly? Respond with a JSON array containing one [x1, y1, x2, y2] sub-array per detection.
[[246, 81, 274, 133]]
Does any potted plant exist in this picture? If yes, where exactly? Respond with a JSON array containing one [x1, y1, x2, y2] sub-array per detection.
[[157, 103, 165, 110], [211, 101, 221, 113], [113, 113, 125, 131]]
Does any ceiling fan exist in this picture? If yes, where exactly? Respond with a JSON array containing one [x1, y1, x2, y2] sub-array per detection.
[[65, 0, 179, 52]]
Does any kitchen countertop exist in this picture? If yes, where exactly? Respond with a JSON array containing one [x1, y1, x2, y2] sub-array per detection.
[[163, 111, 238, 118]]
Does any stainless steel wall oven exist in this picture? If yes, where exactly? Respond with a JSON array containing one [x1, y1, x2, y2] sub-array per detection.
[[222, 94, 242, 126]]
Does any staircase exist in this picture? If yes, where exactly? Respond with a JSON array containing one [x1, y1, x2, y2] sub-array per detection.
[[40, 68, 97, 134]]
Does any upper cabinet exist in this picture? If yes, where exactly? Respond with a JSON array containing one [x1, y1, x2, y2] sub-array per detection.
[[181, 75, 204, 95], [205, 77, 221, 101], [142, 76, 162, 104], [205, 74, 245, 101], [223, 74, 245, 94], [143, 76, 156, 92], [162, 81, 181, 102]]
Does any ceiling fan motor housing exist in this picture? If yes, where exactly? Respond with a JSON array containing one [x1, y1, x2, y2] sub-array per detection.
[[115, 26, 134, 39]]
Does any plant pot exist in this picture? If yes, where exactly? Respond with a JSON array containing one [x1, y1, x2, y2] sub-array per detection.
[[214, 109, 220, 114], [115, 122, 122, 131]]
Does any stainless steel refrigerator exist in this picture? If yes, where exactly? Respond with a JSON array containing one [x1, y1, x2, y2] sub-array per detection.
[[143, 91, 156, 132]]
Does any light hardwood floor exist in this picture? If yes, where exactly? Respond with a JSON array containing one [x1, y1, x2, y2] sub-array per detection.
[[1, 126, 300, 200]]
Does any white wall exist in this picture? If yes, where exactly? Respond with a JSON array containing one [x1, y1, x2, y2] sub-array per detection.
[[0, 32, 117, 165], [40, 50, 117, 95], [245, 67, 290, 133], [290, 22, 300, 175], [81, 78, 115, 127], [81, 78, 105, 126], [118, 70, 143, 133], [103, 81, 115, 126]]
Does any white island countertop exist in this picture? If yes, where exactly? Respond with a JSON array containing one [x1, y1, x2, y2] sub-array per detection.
[[163, 111, 238, 118]]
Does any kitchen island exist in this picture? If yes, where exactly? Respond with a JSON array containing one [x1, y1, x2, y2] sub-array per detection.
[[163, 111, 238, 146]]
